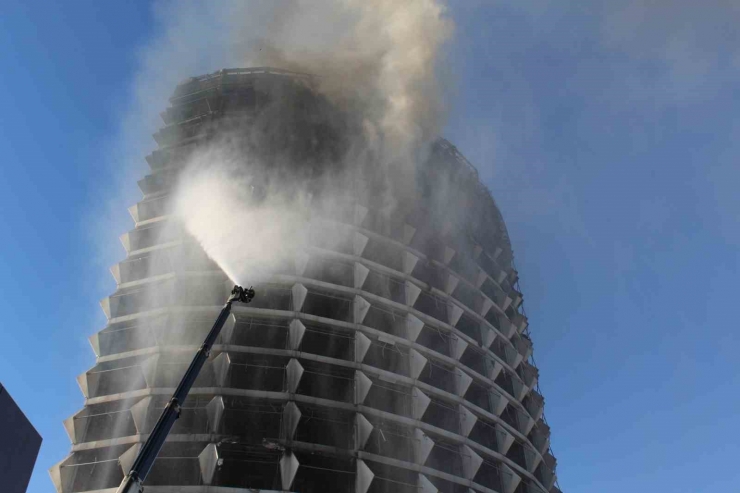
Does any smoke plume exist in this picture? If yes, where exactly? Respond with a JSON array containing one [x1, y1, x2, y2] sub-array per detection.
[[250, 0, 453, 161], [85, 1, 459, 485], [168, 0, 454, 285]]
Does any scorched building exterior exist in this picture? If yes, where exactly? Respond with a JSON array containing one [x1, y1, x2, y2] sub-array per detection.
[[52, 68, 561, 493]]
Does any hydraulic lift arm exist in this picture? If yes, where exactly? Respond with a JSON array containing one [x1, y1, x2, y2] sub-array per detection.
[[116, 285, 255, 493]]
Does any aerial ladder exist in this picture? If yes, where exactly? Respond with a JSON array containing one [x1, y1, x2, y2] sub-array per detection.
[[116, 285, 255, 493]]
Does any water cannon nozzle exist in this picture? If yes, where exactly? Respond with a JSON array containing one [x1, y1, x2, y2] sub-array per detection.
[[230, 285, 255, 304]]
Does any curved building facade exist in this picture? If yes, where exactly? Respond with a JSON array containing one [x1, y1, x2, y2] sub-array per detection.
[[52, 68, 561, 493]]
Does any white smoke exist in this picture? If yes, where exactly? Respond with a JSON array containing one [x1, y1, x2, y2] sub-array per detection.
[[246, 0, 453, 161], [258, 0, 452, 160], [76, 2, 458, 487], [169, 0, 454, 286]]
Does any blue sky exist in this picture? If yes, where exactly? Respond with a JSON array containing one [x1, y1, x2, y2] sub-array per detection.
[[1, 1, 738, 492]]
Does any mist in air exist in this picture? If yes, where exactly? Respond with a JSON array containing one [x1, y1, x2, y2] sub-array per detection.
[[172, 148, 313, 286]]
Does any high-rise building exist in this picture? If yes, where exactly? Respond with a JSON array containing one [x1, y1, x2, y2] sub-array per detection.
[[1, 382, 42, 493], [52, 68, 560, 493]]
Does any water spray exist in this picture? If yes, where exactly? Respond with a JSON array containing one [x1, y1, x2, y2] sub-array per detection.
[[115, 285, 255, 493]]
